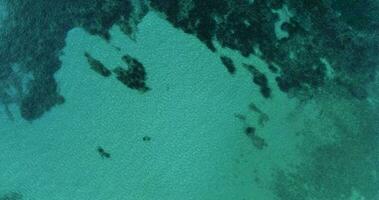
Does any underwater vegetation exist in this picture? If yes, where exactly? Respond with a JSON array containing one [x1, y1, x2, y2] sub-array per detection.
[[0, 0, 140, 121], [151, 0, 379, 100], [0, 0, 377, 199], [2, 0, 377, 120], [148, 0, 379, 199]]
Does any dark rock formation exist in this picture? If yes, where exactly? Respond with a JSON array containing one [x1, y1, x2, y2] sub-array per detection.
[[244, 64, 271, 98], [113, 55, 150, 92], [84, 52, 111, 77], [150, 0, 379, 101], [220, 56, 236, 74], [0, 1, 378, 199], [244, 126, 267, 150], [0, 0, 143, 121], [97, 146, 111, 159], [143, 136, 151, 142], [2, 0, 376, 121]]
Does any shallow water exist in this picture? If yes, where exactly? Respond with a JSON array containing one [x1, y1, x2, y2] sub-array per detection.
[[0, 1, 378, 200]]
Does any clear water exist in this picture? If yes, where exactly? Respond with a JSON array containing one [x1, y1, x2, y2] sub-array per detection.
[[0, 1, 378, 200]]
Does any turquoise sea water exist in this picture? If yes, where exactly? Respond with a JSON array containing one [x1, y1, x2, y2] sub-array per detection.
[[0, 1, 378, 200]]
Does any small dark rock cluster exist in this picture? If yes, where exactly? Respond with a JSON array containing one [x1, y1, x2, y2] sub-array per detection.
[[113, 55, 150, 92], [83, 52, 150, 92], [84, 52, 111, 77], [142, 136, 151, 142], [97, 146, 111, 159], [244, 126, 267, 150], [244, 64, 271, 98], [219, 56, 236, 75]]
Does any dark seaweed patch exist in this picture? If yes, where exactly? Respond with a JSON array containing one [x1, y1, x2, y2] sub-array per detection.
[[84, 52, 111, 77], [219, 56, 236, 74]]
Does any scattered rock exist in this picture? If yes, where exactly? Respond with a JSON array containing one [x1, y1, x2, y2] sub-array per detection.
[[113, 55, 150, 92], [234, 113, 247, 121], [97, 146, 111, 159], [244, 64, 272, 98], [84, 52, 111, 77], [244, 126, 267, 150], [245, 126, 256, 135], [143, 136, 151, 141], [249, 102, 269, 127], [220, 56, 236, 74]]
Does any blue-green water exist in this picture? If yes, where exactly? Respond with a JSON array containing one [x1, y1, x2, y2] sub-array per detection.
[[0, 1, 378, 200]]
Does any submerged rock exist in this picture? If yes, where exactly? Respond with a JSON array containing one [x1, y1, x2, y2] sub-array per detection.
[[97, 146, 111, 159], [113, 55, 150, 92], [244, 126, 268, 150], [84, 52, 111, 77], [142, 136, 151, 142], [244, 64, 272, 98], [220, 56, 236, 74]]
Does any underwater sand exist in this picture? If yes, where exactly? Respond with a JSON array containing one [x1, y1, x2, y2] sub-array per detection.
[[0, 10, 376, 200]]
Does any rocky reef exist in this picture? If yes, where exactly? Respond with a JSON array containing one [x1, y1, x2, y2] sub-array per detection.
[[244, 64, 271, 98], [2, 0, 377, 120], [0, 0, 145, 121], [219, 55, 236, 75], [150, 0, 379, 101], [0, 1, 378, 199], [84, 52, 112, 77], [244, 126, 267, 150], [113, 55, 150, 92], [147, 1, 379, 199]]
